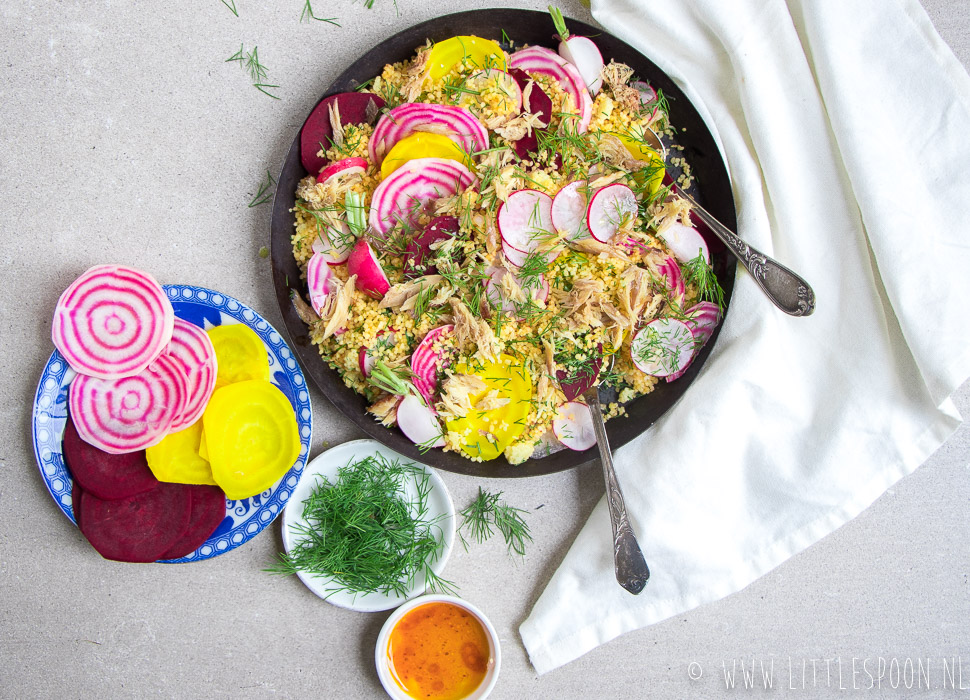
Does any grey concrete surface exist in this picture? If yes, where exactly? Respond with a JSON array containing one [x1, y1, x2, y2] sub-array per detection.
[[1, 1, 968, 698]]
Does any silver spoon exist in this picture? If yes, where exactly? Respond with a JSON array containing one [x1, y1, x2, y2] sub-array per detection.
[[559, 357, 649, 595], [642, 127, 816, 317]]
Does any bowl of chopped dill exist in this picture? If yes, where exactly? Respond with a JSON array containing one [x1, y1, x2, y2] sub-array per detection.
[[270, 439, 456, 612], [270, 9, 736, 478]]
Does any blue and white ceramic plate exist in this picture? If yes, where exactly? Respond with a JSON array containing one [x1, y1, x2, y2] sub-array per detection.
[[32, 284, 313, 563]]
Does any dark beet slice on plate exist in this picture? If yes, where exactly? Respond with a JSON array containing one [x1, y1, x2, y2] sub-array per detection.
[[301, 92, 386, 176], [157, 485, 227, 560], [403, 215, 460, 278], [79, 482, 193, 563], [63, 413, 159, 501], [557, 353, 604, 402]]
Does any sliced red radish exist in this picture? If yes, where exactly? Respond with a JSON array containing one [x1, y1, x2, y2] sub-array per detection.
[[52, 264, 175, 380], [631, 80, 659, 118], [410, 324, 454, 406], [403, 215, 459, 278], [630, 318, 695, 377], [63, 413, 158, 501], [508, 68, 553, 127], [484, 266, 516, 314], [165, 319, 218, 432], [661, 222, 710, 264], [665, 302, 722, 382], [301, 92, 385, 176], [396, 393, 445, 449], [656, 255, 686, 305], [502, 239, 529, 269], [306, 252, 341, 314], [498, 189, 555, 253], [508, 47, 592, 133], [358, 330, 397, 377], [369, 103, 488, 167], [558, 36, 604, 95], [587, 183, 638, 242], [368, 157, 477, 235], [552, 401, 596, 451], [69, 353, 188, 454], [347, 239, 391, 299], [310, 221, 353, 264], [78, 481, 193, 563], [316, 156, 368, 184], [551, 181, 591, 240]]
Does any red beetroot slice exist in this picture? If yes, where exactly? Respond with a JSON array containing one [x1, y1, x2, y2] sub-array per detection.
[[63, 413, 159, 500], [556, 353, 603, 402], [404, 215, 460, 278], [508, 68, 553, 127], [301, 92, 386, 176], [71, 480, 85, 528], [79, 481, 193, 563], [157, 485, 227, 560]]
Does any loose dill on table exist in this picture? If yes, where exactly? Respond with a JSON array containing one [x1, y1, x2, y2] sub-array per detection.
[[459, 487, 533, 557], [266, 453, 456, 597]]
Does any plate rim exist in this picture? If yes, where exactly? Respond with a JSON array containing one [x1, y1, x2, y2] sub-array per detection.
[[281, 438, 457, 612], [31, 282, 314, 563]]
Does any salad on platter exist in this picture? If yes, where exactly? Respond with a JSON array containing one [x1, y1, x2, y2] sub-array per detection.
[[290, 11, 725, 465]]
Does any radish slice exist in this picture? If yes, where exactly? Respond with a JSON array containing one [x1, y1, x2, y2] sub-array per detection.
[[410, 324, 455, 406], [631, 318, 695, 377], [508, 68, 553, 127], [509, 47, 592, 133], [661, 222, 710, 264], [347, 239, 391, 299], [484, 266, 517, 315], [369, 103, 488, 167], [657, 255, 686, 305], [502, 239, 529, 269], [165, 319, 217, 432], [301, 92, 385, 176], [358, 330, 397, 377], [552, 401, 596, 451], [551, 181, 591, 240], [368, 157, 477, 235], [52, 264, 175, 380], [587, 183, 638, 242], [665, 302, 722, 382], [69, 353, 188, 454], [306, 252, 340, 314], [396, 393, 445, 449], [498, 189, 555, 254], [310, 220, 354, 264], [558, 36, 604, 95], [317, 156, 368, 184]]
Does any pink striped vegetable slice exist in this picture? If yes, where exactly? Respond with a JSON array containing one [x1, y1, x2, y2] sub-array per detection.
[[306, 252, 340, 314], [52, 264, 175, 379], [166, 319, 217, 432], [665, 302, 722, 382], [368, 158, 477, 235], [368, 103, 488, 167], [69, 353, 188, 454], [409, 324, 454, 406], [509, 46, 592, 133], [656, 255, 686, 306]]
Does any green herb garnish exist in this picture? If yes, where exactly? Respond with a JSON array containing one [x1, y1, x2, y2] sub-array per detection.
[[300, 0, 340, 25], [220, 0, 238, 17], [248, 169, 276, 207], [459, 487, 533, 556], [267, 453, 456, 597], [226, 44, 280, 99]]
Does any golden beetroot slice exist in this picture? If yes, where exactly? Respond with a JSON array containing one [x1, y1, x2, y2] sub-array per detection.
[[79, 482, 192, 563], [301, 92, 386, 175], [63, 413, 159, 500], [157, 485, 227, 560]]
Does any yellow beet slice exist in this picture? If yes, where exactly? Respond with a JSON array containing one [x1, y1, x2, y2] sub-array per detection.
[[613, 131, 665, 197], [445, 354, 533, 461], [380, 132, 470, 179], [145, 419, 217, 486], [427, 36, 507, 81], [207, 324, 270, 389], [202, 380, 300, 500]]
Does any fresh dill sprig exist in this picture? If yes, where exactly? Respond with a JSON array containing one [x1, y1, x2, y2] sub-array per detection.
[[248, 169, 276, 207], [681, 251, 725, 310], [226, 44, 280, 99], [459, 487, 533, 557], [266, 453, 455, 597], [220, 0, 238, 17], [300, 0, 340, 25]]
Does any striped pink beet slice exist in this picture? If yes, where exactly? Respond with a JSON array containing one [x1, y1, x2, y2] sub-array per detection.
[[165, 319, 218, 432]]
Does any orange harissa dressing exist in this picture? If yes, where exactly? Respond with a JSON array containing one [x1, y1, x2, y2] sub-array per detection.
[[387, 601, 491, 700]]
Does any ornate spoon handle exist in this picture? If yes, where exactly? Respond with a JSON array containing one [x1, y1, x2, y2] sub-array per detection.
[[583, 387, 650, 595], [680, 191, 817, 317]]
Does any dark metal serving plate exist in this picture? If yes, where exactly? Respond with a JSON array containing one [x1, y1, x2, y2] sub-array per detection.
[[270, 9, 736, 478]]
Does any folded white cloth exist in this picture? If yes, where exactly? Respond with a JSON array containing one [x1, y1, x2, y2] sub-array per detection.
[[520, 0, 970, 675]]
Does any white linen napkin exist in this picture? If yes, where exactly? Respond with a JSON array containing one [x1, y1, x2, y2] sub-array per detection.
[[520, 0, 970, 674]]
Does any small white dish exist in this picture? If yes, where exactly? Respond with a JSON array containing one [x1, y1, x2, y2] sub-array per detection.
[[281, 439, 455, 612], [375, 594, 501, 700]]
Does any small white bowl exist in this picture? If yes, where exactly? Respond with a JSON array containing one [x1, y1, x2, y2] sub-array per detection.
[[375, 594, 501, 700]]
